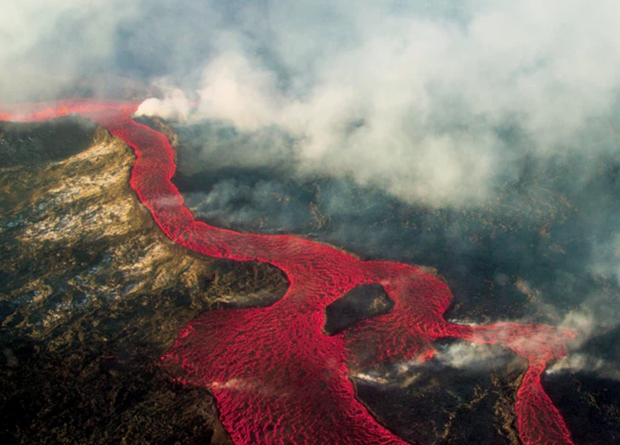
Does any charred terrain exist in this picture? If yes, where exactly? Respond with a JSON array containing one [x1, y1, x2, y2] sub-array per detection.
[[0, 118, 284, 445], [0, 110, 619, 445]]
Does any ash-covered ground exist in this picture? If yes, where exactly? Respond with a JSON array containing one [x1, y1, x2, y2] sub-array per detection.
[[0, 119, 286, 445]]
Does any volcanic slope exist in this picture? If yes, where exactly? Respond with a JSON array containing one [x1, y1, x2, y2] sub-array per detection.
[[0, 117, 288, 445], [0, 100, 575, 445]]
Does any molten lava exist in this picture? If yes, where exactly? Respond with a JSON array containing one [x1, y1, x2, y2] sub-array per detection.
[[0, 100, 575, 445]]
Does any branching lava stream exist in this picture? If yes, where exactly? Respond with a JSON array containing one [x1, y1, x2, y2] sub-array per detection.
[[0, 99, 576, 445]]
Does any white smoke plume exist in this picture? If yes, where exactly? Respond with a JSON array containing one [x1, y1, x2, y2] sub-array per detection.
[[4, 0, 620, 205], [137, 0, 620, 205], [135, 88, 191, 121]]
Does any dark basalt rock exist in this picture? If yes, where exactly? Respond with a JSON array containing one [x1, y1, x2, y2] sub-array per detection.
[[323, 283, 394, 335], [0, 120, 287, 445], [0, 117, 97, 168]]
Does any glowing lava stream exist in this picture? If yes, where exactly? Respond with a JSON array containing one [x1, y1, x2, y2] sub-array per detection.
[[1, 99, 576, 445]]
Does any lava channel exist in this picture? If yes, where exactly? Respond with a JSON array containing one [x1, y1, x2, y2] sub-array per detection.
[[0, 99, 576, 445]]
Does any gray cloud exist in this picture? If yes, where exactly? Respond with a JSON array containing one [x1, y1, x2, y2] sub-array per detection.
[[0, 0, 140, 101], [133, 0, 620, 206]]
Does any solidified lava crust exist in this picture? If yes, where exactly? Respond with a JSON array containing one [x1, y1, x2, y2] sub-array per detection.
[[0, 100, 576, 445]]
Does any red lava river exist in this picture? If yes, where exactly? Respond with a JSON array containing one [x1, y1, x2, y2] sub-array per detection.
[[1, 99, 576, 445]]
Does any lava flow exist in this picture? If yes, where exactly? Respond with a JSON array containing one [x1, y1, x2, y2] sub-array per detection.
[[0, 99, 576, 445]]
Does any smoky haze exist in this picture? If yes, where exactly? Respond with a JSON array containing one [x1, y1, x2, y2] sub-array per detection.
[[136, 0, 620, 205], [5, 0, 620, 203], [4, 0, 620, 388]]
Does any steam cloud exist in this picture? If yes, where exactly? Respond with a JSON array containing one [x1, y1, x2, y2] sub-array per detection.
[[4, 0, 620, 204], [134, 0, 620, 206], [135, 88, 191, 121]]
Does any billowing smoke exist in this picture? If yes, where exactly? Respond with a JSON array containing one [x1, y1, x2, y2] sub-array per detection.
[[135, 88, 191, 121], [136, 0, 620, 206], [7, 0, 620, 204], [0, 0, 139, 102]]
